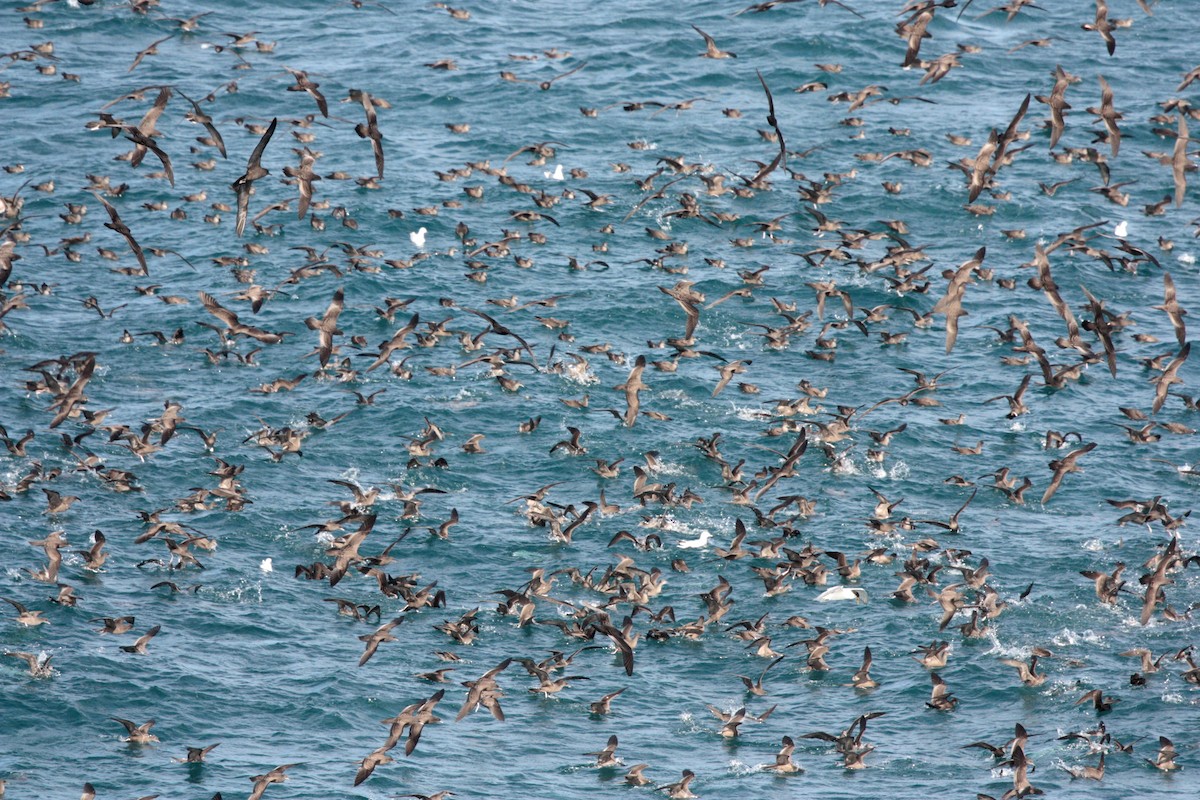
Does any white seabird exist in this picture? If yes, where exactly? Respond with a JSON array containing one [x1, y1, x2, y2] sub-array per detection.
[[815, 586, 868, 603]]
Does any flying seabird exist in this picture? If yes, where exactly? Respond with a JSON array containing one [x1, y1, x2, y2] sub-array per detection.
[[232, 117, 278, 236]]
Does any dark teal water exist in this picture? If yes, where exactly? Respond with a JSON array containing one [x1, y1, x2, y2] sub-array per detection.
[[2, 1, 1199, 798]]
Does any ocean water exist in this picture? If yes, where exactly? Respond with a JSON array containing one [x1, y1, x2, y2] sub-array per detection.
[[1, 0, 1199, 798]]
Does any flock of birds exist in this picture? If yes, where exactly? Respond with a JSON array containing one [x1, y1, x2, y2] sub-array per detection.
[[2, 0, 1200, 798]]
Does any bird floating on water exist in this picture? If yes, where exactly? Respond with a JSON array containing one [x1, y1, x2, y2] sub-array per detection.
[[815, 587, 869, 603]]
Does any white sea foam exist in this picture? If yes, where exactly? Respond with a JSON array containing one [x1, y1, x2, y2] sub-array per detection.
[[657, 389, 703, 408], [827, 457, 861, 476], [1045, 679, 1079, 699], [677, 711, 706, 734], [732, 405, 771, 422], [214, 581, 264, 605], [561, 363, 598, 385], [982, 630, 1034, 659], [1051, 628, 1103, 647], [648, 459, 689, 476]]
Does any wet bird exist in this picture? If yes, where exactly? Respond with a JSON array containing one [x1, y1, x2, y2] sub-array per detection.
[[985, 374, 1033, 419], [174, 743, 220, 763], [1075, 688, 1119, 713], [5, 650, 53, 678], [1006, 745, 1040, 798], [42, 487, 81, 515], [93, 615, 137, 635], [926, 672, 958, 710], [586, 734, 622, 768], [111, 717, 159, 744], [1146, 736, 1180, 771], [659, 769, 697, 799], [1000, 647, 1051, 686], [850, 646, 877, 689], [1080, 562, 1126, 604], [912, 641, 951, 669], [626, 764, 653, 786], [1063, 751, 1105, 780], [737, 655, 784, 696], [589, 686, 626, 715], [915, 488, 977, 534]]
